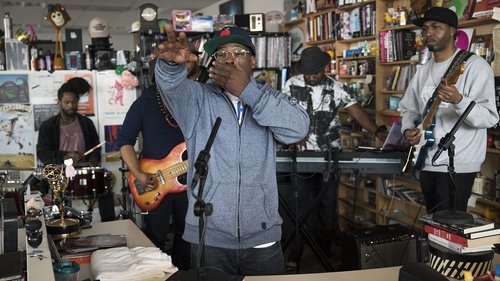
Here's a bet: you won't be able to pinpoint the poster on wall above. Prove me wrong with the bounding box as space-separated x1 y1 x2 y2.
0 74 30 103
0 103 35 168
64 72 96 116
33 104 60 131
96 71 136 122
29 71 60 104
104 124 122 154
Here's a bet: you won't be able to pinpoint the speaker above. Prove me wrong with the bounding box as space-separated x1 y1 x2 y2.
0 198 19 254
341 224 417 270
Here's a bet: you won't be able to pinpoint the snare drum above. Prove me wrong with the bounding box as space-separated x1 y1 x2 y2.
66 167 109 198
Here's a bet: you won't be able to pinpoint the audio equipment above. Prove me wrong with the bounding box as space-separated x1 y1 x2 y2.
234 13 265 32
341 224 418 270
0 198 19 254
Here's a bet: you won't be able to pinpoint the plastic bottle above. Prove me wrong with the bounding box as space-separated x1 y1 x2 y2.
3 12 12 39
84 46 93 70
37 48 45 71
0 51 5 70
30 47 38 71
45 50 52 72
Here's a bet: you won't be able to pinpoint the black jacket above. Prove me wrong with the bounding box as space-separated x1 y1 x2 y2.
37 113 100 165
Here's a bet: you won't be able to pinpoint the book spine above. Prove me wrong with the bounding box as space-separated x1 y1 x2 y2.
428 234 463 253
424 224 468 246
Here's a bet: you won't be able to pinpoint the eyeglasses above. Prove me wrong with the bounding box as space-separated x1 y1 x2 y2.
213 49 251 61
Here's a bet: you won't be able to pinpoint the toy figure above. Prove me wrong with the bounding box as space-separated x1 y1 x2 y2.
45 3 71 70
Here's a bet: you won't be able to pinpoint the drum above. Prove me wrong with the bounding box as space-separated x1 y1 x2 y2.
66 167 112 198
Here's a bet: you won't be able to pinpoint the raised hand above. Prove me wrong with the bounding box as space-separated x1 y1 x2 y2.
156 24 198 64
208 60 250 97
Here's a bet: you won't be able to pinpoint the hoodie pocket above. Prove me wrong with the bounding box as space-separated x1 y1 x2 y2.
198 181 239 237
239 183 274 237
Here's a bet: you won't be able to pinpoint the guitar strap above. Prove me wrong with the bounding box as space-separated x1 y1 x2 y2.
423 50 474 115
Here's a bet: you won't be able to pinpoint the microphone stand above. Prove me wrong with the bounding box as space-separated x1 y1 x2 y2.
432 101 475 225
167 118 243 281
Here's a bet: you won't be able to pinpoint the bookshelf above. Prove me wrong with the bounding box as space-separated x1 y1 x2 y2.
281 1 500 231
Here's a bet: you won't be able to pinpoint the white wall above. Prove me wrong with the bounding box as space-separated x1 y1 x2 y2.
195 0 284 18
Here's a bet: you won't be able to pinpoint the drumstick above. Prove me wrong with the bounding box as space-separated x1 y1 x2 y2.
83 141 106 156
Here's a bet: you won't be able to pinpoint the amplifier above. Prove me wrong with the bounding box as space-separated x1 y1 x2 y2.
0 198 19 254
341 224 417 270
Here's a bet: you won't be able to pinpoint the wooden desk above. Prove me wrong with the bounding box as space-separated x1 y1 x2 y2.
248 266 401 281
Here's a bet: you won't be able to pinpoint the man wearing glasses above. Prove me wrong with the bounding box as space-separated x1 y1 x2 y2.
281 46 385 269
154 25 310 276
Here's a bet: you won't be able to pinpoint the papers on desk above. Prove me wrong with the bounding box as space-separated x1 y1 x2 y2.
91 246 177 281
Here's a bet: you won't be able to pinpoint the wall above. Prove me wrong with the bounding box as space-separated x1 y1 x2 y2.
195 0 285 18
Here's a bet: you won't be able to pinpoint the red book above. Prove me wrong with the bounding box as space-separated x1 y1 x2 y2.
424 224 500 247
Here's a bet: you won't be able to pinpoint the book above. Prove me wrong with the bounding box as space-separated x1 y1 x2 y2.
419 213 495 234
424 224 500 247
428 233 495 253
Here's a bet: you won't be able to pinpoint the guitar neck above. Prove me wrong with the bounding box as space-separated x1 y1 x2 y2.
422 97 441 130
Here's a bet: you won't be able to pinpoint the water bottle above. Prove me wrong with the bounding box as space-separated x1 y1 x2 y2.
3 12 12 39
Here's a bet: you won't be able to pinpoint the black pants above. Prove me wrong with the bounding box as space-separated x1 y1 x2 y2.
278 172 338 262
144 191 190 270
419 171 475 213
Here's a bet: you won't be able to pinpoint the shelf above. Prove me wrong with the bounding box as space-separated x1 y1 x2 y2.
283 18 305 27
307 38 336 45
458 17 496 28
379 60 417 66
487 148 500 154
340 181 376 193
337 55 376 61
337 35 376 44
378 210 424 228
377 109 400 117
336 0 376 12
475 197 500 208
339 197 377 213
379 90 405 95
338 75 367 79
306 7 336 17
381 24 417 32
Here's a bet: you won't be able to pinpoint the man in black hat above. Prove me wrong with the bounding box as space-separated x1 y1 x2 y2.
281 45 385 268
400 7 498 213
154 24 309 276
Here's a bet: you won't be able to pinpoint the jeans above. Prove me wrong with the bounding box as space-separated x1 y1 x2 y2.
190 242 286 276
420 171 475 213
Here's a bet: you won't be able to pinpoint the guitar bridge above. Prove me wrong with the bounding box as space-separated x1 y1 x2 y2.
157 170 165 185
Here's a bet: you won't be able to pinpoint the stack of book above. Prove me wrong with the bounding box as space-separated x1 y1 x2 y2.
420 214 500 254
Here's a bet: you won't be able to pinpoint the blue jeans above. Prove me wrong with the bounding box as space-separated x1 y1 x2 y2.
190 242 286 276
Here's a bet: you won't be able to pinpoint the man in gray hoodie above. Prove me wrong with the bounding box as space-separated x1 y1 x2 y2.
155 24 310 276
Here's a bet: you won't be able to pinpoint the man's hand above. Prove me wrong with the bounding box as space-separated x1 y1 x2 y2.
404 128 421 145
65 151 82 164
437 80 462 104
208 61 250 96
156 24 198 65
136 172 157 192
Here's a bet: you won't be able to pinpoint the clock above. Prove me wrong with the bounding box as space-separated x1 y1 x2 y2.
139 3 160 32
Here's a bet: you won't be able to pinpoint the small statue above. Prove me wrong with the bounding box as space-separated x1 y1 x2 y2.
45 3 71 70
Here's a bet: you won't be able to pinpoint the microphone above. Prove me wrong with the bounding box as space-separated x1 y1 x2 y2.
432 101 476 163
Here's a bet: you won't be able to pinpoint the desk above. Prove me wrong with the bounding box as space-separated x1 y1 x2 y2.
22 218 500 281
76 219 158 280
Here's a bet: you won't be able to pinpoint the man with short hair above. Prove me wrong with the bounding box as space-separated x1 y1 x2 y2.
400 7 499 213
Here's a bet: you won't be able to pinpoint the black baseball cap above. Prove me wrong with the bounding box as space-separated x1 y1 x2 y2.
204 26 256 56
413 7 458 28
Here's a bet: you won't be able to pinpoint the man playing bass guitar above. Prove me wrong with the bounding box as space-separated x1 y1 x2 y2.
400 7 498 213
117 44 203 270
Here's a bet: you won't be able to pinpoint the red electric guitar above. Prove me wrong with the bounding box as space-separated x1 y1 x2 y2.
129 142 188 212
